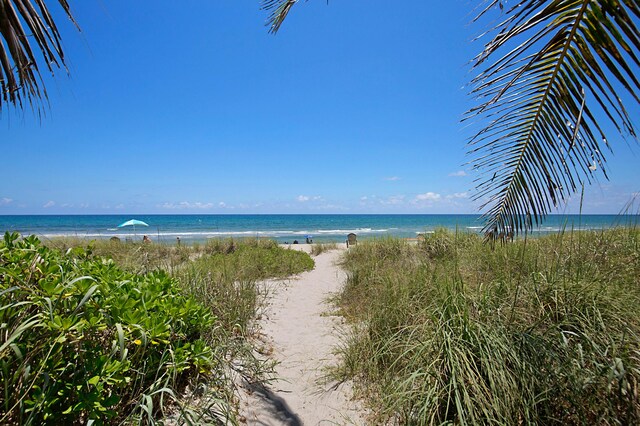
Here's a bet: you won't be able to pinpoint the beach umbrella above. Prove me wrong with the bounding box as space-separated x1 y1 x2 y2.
117 219 149 237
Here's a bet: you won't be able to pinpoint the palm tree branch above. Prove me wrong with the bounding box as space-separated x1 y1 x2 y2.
0 0 78 111
474 0 590 237
261 0 299 34
468 0 639 240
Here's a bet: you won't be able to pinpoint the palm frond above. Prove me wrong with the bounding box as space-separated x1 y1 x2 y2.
0 0 78 112
466 0 640 240
261 0 307 34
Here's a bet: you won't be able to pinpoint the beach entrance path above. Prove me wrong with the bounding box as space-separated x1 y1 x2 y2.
238 246 366 425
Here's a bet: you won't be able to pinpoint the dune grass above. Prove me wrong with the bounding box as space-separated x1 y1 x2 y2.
173 239 314 338
336 228 640 425
1 235 314 424
310 242 340 256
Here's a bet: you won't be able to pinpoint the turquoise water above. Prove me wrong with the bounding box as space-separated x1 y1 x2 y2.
0 214 636 244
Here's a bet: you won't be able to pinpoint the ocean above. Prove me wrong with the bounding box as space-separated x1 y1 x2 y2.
0 214 636 244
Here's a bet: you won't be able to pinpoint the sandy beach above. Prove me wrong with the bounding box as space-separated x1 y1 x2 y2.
238 245 365 425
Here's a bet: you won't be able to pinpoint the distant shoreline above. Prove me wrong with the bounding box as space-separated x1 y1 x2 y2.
1 213 636 245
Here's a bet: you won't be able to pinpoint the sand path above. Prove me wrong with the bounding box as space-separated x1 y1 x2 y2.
238 246 365 426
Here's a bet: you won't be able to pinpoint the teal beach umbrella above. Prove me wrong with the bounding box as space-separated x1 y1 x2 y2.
117 219 149 237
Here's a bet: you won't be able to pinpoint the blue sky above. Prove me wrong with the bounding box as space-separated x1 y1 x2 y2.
1 0 638 215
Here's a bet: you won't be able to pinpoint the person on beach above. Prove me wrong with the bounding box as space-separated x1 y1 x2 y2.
143 235 151 243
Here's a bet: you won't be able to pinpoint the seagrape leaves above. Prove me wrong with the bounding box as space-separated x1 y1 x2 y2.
0 232 216 424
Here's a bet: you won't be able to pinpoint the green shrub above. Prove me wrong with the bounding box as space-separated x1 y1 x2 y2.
0 233 217 425
11 235 315 424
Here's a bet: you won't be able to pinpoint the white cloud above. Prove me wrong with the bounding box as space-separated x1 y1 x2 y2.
446 192 469 199
384 176 401 181
314 203 349 211
43 201 55 208
448 170 467 177
297 195 322 203
415 192 441 201
376 195 406 206
159 201 214 210
359 196 371 206
194 202 213 209
0 197 13 206
219 201 227 208
360 195 406 206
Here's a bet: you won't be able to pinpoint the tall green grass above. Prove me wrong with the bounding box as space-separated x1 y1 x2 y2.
174 240 314 337
46 237 200 275
337 228 640 425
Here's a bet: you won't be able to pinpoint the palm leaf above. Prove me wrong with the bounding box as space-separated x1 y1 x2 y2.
0 0 78 112
261 0 303 34
466 0 640 240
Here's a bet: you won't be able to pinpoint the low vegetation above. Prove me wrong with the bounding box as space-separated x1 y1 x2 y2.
174 239 314 336
1 234 314 424
337 228 640 425
310 242 339 256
